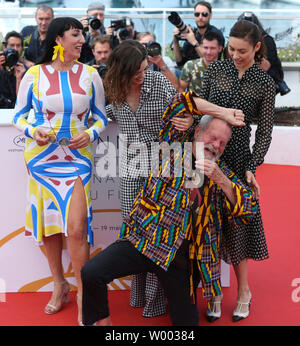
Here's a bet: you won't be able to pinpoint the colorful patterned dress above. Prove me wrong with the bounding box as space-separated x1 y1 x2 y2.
13 62 107 244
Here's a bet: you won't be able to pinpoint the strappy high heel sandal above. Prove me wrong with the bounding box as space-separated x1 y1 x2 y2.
77 294 84 326
233 293 252 322
206 294 223 322
44 280 70 315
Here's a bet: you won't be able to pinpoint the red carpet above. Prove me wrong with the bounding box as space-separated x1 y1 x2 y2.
1 164 300 326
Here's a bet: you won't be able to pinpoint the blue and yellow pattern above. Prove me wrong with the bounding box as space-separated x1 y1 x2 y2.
13 62 107 244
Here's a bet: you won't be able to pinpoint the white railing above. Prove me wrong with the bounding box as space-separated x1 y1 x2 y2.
0 7 300 54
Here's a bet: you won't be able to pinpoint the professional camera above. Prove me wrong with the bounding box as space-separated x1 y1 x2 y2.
97 62 108 79
0 94 14 108
2 47 19 68
275 80 291 96
111 18 132 41
85 16 102 31
168 11 189 40
145 41 162 57
241 12 254 21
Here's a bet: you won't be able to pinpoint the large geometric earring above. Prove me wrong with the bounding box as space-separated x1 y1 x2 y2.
52 44 65 62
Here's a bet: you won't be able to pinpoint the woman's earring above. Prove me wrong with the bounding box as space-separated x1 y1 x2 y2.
52 44 65 62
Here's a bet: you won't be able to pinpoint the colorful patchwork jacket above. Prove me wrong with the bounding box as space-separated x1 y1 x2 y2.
119 92 258 299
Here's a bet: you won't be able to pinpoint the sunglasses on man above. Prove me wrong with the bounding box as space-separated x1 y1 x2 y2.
194 11 209 17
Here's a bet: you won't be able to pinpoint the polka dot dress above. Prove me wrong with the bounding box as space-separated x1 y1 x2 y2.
200 59 276 265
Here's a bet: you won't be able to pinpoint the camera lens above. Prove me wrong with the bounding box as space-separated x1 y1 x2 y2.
168 11 188 34
3 47 19 68
88 16 101 31
97 62 108 79
118 28 131 41
146 41 161 57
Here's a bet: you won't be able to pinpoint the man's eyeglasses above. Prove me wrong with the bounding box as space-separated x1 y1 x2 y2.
194 11 209 18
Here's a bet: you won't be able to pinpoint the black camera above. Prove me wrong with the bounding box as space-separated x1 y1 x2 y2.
145 41 162 57
111 18 132 41
2 47 19 68
0 94 14 108
168 11 189 40
275 80 291 96
86 16 102 31
119 28 132 41
97 62 108 79
241 12 254 21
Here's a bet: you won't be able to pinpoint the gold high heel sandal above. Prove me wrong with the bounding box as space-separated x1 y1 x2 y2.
44 280 70 315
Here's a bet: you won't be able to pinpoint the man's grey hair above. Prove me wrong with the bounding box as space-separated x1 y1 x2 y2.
196 115 232 135
35 5 54 16
136 31 156 41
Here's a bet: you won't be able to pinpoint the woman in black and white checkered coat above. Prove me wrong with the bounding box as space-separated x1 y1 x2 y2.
103 40 194 317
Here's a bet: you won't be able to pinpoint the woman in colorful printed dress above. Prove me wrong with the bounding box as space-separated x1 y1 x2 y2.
199 20 275 322
12 17 107 324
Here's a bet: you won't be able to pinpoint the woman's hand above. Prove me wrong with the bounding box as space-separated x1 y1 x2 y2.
68 132 90 149
171 113 194 131
33 128 50 146
245 171 260 199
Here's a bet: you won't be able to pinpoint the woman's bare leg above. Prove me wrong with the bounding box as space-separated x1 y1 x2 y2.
67 178 90 323
43 234 69 313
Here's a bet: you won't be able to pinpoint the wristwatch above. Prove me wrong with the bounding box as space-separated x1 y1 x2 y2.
160 65 168 71
192 42 200 48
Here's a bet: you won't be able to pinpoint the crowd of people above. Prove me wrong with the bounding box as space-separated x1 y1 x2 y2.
10 1 281 326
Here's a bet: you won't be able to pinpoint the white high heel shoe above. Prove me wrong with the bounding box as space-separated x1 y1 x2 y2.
233 293 252 322
206 295 223 322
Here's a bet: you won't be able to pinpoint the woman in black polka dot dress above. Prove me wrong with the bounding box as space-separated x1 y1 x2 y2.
199 20 276 321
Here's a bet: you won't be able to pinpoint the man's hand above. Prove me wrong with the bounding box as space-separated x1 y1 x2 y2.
173 27 180 40
245 171 260 199
179 26 198 46
148 55 165 69
0 52 5 68
224 108 245 127
68 132 90 149
15 62 26 81
80 17 89 31
195 158 237 205
171 113 194 131
105 26 114 36
195 159 223 183
33 128 50 146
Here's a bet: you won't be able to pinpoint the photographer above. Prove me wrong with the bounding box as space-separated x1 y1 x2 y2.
87 35 112 80
21 5 54 66
137 32 179 90
172 1 224 67
107 16 139 46
0 31 27 108
79 2 107 63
